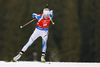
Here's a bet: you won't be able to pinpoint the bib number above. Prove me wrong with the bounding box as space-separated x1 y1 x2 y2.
43 24 47 26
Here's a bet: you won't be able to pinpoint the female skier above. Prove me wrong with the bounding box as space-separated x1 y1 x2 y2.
12 8 54 62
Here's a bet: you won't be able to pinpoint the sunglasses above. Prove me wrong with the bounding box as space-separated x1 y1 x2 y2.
44 14 50 16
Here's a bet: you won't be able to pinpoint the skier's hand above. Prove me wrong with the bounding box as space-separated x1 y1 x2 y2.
32 13 37 18
50 10 53 15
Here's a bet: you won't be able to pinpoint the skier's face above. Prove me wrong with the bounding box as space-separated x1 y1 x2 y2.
44 15 49 19
43 9 50 19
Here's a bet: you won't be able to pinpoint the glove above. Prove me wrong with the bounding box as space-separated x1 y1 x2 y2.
32 13 37 18
50 10 53 15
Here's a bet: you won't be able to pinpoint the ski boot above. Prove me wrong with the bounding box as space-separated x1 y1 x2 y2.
11 51 24 62
41 53 46 62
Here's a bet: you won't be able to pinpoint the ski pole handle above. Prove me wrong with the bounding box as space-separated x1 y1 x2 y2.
20 19 36 28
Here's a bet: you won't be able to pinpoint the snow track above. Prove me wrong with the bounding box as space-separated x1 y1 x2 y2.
0 61 100 67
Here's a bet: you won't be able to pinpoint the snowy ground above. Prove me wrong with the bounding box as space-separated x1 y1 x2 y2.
0 61 100 67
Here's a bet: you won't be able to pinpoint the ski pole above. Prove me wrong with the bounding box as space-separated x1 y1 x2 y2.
49 17 55 25
20 19 36 28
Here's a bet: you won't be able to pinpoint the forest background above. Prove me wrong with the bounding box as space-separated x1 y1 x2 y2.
0 0 100 62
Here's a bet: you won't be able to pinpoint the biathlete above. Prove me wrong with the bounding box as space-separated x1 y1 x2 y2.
12 8 54 62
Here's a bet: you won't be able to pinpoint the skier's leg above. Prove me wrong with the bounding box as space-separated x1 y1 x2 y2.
42 36 48 53
21 35 38 52
41 32 48 62
12 29 40 62
21 29 40 52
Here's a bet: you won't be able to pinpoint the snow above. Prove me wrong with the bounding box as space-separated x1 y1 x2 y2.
0 61 100 67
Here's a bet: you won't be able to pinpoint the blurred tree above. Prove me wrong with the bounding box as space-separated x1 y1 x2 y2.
94 0 100 62
61 0 81 62
78 0 99 62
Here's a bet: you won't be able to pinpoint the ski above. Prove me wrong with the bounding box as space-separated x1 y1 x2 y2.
4 60 51 64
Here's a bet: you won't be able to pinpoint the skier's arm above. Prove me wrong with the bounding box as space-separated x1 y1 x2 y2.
49 10 54 25
49 10 53 18
32 13 42 20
